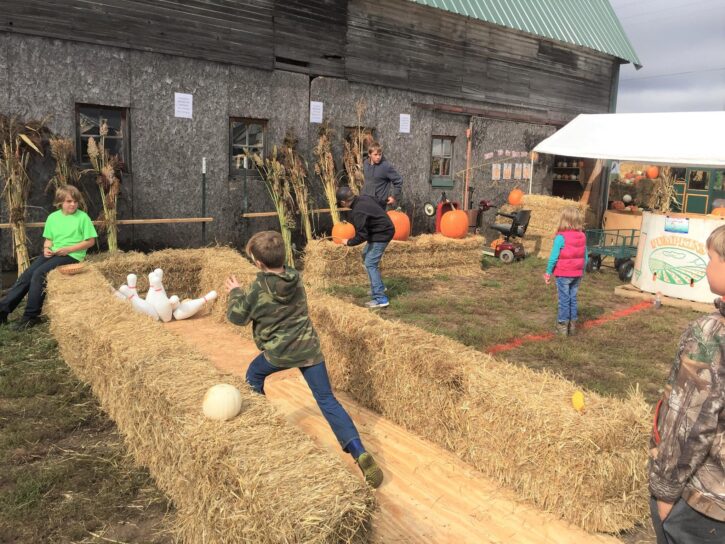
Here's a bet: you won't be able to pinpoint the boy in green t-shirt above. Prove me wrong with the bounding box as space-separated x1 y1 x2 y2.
0 185 97 330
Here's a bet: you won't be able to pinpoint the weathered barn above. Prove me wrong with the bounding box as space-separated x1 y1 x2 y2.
0 0 639 268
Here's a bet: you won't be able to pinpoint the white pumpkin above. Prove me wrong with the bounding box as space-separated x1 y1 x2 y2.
202 384 243 421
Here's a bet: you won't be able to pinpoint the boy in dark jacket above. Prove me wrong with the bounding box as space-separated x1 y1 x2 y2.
649 224 725 542
225 231 383 488
362 142 403 209
336 186 394 309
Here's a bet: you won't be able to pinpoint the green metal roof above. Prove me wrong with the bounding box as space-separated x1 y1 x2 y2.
407 0 641 67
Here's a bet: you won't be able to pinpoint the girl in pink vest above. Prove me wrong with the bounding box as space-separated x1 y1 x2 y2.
543 207 588 336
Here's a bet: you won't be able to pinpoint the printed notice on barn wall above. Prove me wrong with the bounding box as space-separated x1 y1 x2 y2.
399 114 411 133
310 101 323 123
174 93 193 118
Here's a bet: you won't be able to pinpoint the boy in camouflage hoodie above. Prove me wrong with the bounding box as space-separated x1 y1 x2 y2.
225 231 383 488
649 225 725 543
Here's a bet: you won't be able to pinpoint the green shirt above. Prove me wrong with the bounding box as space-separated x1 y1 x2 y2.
227 267 324 369
42 209 97 262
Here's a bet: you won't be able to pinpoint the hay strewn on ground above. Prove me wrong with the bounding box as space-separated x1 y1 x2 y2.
499 195 590 258
307 291 650 533
303 234 484 289
46 251 373 544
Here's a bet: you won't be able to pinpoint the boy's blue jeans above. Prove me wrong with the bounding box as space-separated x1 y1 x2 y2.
246 353 361 451
555 276 582 322
362 241 389 301
0 254 77 319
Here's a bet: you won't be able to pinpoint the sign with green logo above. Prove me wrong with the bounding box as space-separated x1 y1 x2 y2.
649 248 707 285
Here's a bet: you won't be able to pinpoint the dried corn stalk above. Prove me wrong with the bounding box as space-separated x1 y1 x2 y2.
313 122 341 224
252 147 295 267
87 121 121 252
282 131 314 242
0 114 47 274
47 137 85 206
342 99 373 195
647 166 678 213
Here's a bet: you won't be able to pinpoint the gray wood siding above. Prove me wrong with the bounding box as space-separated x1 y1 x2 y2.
1 0 618 117
347 0 618 117
273 0 347 77
0 0 275 69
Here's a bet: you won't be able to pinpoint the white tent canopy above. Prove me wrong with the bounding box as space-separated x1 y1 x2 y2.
533 111 725 167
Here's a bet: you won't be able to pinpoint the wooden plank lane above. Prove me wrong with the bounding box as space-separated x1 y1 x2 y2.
165 316 623 544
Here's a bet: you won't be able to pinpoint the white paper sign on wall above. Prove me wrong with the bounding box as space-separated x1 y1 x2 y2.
399 114 411 133
174 93 193 119
310 101 323 123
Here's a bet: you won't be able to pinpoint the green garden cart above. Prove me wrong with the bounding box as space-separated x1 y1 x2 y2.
585 228 640 281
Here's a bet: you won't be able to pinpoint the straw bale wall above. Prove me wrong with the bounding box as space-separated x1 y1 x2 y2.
46 249 373 544
307 291 650 533
498 195 590 258
303 234 485 289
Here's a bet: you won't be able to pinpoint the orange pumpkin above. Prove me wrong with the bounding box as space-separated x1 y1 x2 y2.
711 207 725 217
440 209 469 239
387 210 411 241
646 166 659 179
331 221 355 244
508 188 524 206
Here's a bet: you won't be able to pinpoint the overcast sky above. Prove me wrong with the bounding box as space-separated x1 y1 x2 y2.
609 0 725 112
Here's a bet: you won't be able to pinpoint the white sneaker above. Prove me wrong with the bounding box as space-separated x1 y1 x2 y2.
364 299 389 309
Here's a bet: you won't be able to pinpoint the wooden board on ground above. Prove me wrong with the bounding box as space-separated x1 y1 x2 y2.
165 316 621 544
614 284 712 313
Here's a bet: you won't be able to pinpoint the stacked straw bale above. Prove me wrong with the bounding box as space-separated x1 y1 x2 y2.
303 234 484 289
46 251 373 544
307 291 650 533
498 195 590 258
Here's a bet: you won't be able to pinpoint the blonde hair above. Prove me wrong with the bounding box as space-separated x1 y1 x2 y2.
556 206 584 232
245 231 286 268
54 185 83 208
707 225 725 260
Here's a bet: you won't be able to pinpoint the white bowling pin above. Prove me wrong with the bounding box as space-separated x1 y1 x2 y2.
111 286 126 300
126 273 138 295
153 268 167 298
169 295 180 310
119 285 159 320
173 290 218 320
146 273 173 322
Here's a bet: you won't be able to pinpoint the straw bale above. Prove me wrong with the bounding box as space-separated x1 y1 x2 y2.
307 291 650 533
303 234 484 289
45 254 373 544
496 195 590 258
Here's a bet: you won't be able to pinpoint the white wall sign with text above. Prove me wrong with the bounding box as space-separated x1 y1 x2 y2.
399 114 411 133
310 101 323 123
174 93 193 119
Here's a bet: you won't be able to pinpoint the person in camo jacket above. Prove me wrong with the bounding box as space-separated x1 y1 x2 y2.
648 224 725 543
224 230 383 488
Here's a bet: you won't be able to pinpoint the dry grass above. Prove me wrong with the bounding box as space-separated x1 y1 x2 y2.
307 290 651 533
303 234 484 289
499 194 590 257
45 248 374 543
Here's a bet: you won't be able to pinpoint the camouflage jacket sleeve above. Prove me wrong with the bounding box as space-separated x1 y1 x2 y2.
226 284 258 327
649 313 725 503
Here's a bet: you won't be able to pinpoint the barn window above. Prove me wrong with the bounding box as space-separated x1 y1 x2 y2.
430 137 455 189
230 118 267 176
76 104 129 170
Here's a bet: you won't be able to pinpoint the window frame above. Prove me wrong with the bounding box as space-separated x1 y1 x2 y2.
229 117 268 178
430 136 455 188
75 103 130 172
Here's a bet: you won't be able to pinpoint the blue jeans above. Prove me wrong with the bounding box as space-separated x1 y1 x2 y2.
555 276 582 322
362 241 389 301
246 353 360 451
0 254 77 319
650 496 725 543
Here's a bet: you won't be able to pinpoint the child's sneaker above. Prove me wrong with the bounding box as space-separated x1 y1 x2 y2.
555 321 568 336
364 297 389 309
356 452 383 488
568 320 577 336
